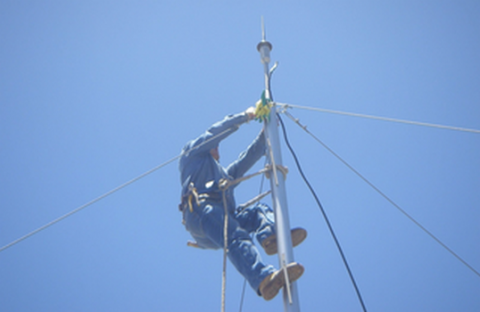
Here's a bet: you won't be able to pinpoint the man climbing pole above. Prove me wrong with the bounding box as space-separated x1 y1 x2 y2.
178 105 307 300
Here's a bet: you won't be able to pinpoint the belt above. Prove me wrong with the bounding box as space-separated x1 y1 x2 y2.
179 183 222 213
198 192 222 202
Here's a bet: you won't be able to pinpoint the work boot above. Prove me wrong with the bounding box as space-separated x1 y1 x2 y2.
261 227 307 256
259 262 304 301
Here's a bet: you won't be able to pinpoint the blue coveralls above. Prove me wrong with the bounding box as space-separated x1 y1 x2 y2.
179 112 276 293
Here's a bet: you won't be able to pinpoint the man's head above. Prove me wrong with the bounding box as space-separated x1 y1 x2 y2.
210 146 220 161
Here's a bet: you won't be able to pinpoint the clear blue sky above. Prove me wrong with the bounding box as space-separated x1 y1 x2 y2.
1 1 479 311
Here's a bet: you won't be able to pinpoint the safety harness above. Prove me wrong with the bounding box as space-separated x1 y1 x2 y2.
179 165 287 217
178 182 225 214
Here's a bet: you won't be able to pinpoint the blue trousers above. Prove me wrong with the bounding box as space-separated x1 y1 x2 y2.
183 201 276 293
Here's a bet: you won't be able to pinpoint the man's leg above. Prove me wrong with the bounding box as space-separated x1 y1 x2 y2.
235 203 275 246
236 203 307 255
200 204 275 292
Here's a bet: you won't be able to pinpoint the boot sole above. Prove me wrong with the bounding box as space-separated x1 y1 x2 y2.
262 263 305 301
263 228 307 256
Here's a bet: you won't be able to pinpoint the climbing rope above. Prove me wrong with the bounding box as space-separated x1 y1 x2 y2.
218 159 287 312
220 185 229 312
238 158 269 312
217 165 275 312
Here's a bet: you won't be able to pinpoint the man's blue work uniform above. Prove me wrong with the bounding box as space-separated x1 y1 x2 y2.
179 111 276 293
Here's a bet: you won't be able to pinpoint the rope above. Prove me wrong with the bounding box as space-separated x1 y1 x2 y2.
265 137 279 185
221 188 229 312
282 110 480 279
238 158 269 312
219 168 270 190
236 191 271 214
279 103 480 134
218 159 278 312
218 166 271 312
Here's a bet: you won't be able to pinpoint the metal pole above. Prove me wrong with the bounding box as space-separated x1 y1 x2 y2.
257 18 301 312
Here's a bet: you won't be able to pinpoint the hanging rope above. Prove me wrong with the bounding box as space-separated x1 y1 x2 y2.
220 184 229 312
279 103 480 134
281 109 480 279
217 165 274 312
238 158 268 312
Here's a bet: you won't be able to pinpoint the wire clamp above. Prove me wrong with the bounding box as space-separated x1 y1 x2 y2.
255 91 273 123
264 164 289 181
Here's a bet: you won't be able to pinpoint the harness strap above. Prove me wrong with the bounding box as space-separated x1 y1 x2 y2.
179 183 200 213
180 183 226 213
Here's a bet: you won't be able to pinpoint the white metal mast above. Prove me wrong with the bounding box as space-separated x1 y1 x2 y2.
257 18 301 312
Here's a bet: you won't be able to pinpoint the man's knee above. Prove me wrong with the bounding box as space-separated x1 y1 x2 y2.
255 203 273 213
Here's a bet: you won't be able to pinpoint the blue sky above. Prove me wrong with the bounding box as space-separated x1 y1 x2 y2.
1 1 479 311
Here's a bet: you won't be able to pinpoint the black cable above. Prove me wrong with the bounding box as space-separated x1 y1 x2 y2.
271 72 366 310
282 110 480 280
278 114 368 312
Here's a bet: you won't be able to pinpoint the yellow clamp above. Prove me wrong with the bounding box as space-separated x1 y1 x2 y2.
255 99 272 122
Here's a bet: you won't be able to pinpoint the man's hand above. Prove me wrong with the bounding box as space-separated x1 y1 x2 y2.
245 106 256 121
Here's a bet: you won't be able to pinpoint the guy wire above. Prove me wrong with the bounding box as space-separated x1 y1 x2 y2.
282 110 480 279
0 127 236 253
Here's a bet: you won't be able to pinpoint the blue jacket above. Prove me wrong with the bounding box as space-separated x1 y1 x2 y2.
179 112 266 211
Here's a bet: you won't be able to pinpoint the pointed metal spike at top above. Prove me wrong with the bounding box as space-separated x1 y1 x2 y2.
261 16 266 41
257 16 272 64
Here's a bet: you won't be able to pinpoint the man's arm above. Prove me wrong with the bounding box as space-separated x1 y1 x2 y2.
226 129 266 180
181 112 250 158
